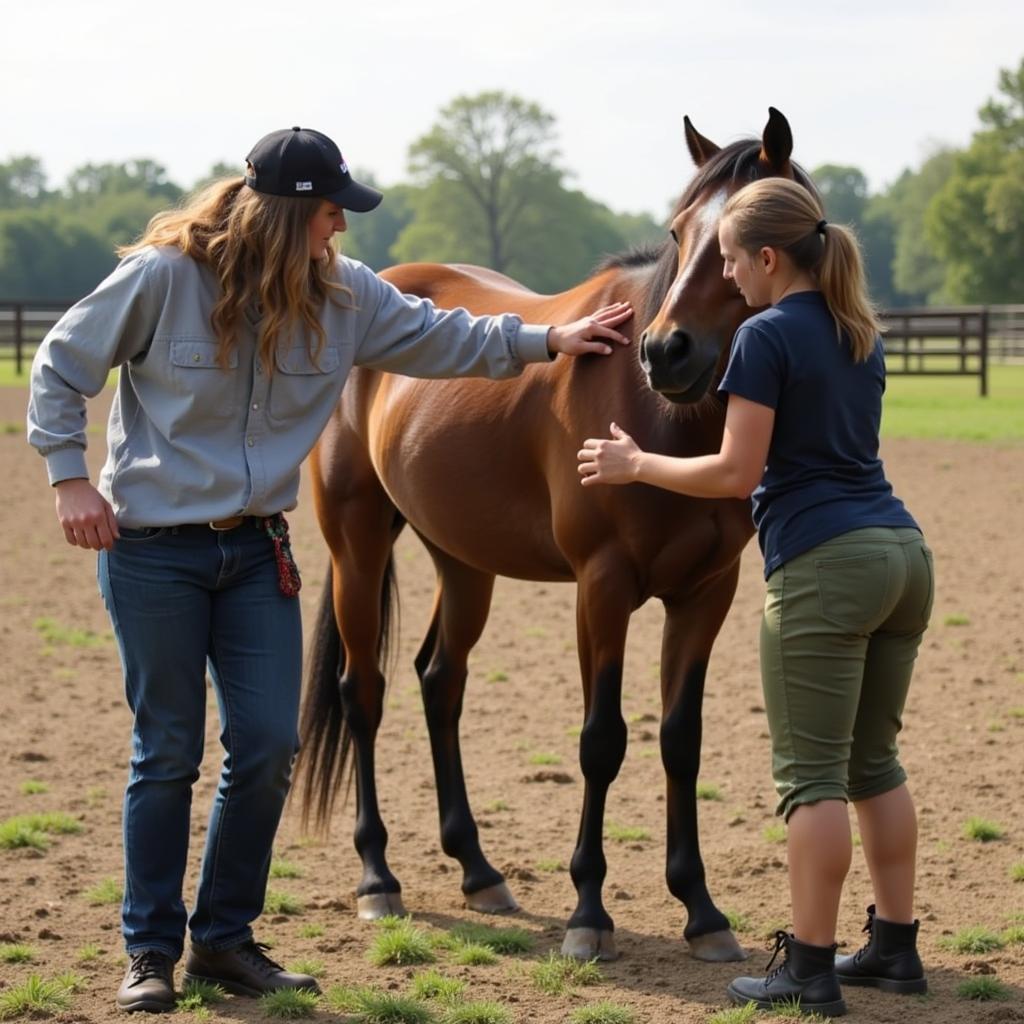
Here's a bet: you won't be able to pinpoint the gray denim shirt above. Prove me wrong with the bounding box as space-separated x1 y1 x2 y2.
27 246 552 527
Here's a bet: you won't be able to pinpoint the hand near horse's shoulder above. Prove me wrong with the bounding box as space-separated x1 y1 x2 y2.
54 478 120 551
546 302 633 358
577 422 642 486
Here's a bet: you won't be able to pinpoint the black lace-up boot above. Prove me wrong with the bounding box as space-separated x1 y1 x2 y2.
184 940 320 997
836 904 927 993
727 930 847 1017
116 950 176 1012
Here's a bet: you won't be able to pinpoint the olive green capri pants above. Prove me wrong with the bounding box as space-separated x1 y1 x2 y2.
760 527 934 820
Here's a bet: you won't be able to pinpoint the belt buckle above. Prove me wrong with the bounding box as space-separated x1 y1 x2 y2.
209 516 244 531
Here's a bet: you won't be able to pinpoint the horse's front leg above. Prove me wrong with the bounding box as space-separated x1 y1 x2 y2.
417 551 516 913
660 567 746 961
562 563 634 961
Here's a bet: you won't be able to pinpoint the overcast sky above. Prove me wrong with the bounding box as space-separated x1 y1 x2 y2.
3 0 1022 221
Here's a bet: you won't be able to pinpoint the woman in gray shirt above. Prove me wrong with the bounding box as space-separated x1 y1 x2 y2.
28 126 631 1013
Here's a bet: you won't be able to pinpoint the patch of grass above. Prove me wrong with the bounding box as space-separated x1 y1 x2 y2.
708 1005 758 1024
0 944 36 964
943 613 970 627
696 782 723 801
941 927 1005 954
18 780 49 796
176 980 227 1011
957 977 1011 1001
524 626 547 638
328 986 433 1023
448 923 533 954
569 1001 634 1024
270 858 303 879
288 958 325 978
259 987 319 1018
604 823 650 843
880 365 1024 442
297 923 325 938
527 752 562 766
452 943 498 966
409 969 466 1003
566 725 582 738
1011 861 1024 882
76 943 103 963
485 670 508 684
85 877 123 905
86 786 107 807
0 811 81 851
1002 925 1024 946
483 799 510 813
443 1001 511 1024
264 889 305 915
723 910 751 933
1008 707 1024 719
54 972 85 994
537 859 566 872
34 616 107 648
762 823 787 843
368 919 435 966
530 952 602 995
0 974 71 1018
962 817 1004 842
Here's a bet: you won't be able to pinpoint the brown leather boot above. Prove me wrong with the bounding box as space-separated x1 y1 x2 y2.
183 940 320 997
116 950 176 1013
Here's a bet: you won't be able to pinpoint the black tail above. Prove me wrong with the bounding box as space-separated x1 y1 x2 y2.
295 552 398 832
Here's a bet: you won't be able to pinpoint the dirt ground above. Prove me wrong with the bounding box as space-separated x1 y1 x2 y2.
1 384 1022 1024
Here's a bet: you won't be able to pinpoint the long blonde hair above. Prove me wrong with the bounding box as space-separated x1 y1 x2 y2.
120 178 352 370
722 178 882 362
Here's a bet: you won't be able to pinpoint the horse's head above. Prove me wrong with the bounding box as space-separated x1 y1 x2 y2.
639 107 813 403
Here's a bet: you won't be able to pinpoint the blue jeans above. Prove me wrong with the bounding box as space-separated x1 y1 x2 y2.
97 521 302 959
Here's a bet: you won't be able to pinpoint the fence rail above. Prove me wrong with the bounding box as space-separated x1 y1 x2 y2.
3 299 1023 396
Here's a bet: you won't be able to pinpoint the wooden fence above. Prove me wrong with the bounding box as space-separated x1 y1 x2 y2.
3 299 1023 397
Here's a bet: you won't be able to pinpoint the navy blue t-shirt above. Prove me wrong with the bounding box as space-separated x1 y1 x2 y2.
719 291 918 579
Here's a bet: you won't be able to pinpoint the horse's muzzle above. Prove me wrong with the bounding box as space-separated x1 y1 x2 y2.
640 329 718 404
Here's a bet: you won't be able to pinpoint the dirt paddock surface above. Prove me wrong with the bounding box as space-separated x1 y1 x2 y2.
1 385 1022 1023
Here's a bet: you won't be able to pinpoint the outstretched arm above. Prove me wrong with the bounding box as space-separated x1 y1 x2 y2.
576 394 775 499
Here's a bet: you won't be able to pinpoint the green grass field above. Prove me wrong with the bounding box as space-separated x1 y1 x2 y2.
3 361 1022 443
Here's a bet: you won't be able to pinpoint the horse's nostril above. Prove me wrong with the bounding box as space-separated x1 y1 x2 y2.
667 330 691 361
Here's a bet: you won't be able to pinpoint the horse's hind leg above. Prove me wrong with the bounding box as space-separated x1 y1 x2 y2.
322 478 407 920
660 567 746 961
415 545 516 913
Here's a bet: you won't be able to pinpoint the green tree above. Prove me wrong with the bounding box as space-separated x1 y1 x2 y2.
0 156 52 207
406 91 560 274
340 174 415 271
64 159 183 202
928 58 1024 301
812 164 869 225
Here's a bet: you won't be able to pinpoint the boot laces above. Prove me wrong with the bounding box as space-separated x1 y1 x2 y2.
853 909 875 963
764 930 790 981
130 950 170 983
237 941 285 977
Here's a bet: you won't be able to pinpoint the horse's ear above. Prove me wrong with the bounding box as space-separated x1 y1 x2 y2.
759 107 793 174
684 115 721 167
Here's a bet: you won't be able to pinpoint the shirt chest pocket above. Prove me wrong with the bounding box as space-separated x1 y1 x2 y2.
168 339 239 420
268 345 341 423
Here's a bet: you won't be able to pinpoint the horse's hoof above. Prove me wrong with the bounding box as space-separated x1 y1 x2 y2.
465 882 520 914
687 928 748 962
356 892 408 920
562 927 618 961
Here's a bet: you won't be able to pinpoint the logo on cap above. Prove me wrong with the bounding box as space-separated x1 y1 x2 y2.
295 181 313 191
339 158 349 175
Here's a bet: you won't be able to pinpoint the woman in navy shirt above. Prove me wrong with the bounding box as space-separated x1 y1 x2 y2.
578 177 932 1017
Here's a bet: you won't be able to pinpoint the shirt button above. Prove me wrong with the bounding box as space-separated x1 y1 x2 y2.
256 361 263 374
193 353 201 363
246 436 255 447
252 402 260 411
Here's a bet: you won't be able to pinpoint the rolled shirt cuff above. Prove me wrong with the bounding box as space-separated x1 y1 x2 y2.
45 446 90 486
516 323 555 364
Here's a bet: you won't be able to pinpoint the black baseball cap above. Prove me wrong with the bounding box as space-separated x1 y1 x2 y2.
244 126 383 212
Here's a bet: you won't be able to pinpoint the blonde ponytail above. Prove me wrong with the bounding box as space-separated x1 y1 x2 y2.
722 178 883 362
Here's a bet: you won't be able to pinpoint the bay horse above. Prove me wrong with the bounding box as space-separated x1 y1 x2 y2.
296 108 814 962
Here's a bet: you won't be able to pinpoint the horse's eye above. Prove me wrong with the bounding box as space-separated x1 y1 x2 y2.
669 229 679 244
